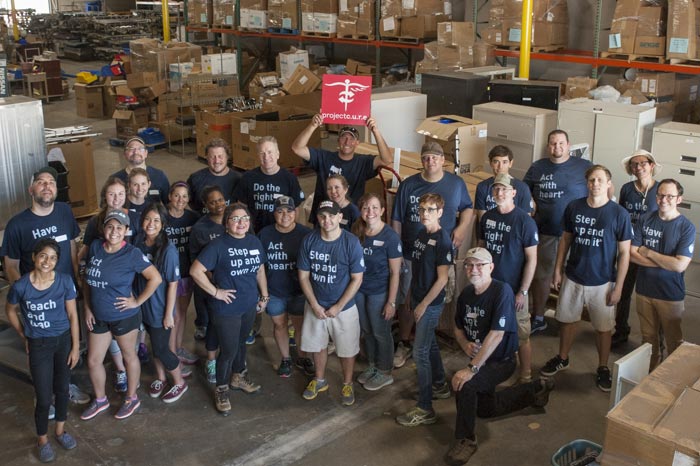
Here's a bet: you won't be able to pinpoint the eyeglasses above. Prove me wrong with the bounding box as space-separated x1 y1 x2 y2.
492 185 513 193
228 215 251 222
464 262 491 270
417 207 439 214
630 161 650 168
656 194 679 201
125 147 146 153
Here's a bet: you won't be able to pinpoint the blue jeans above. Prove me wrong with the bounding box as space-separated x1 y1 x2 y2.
414 302 446 411
211 309 256 386
356 291 394 372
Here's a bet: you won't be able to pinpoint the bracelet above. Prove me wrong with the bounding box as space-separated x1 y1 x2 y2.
258 296 270 303
213 288 219 298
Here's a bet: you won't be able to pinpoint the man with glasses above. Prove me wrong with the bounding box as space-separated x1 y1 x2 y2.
187 138 241 214
112 137 170 204
391 142 474 369
540 165 632 392
445 247 554 466
292 115 392 222
630 179 695 370
478 174 538 383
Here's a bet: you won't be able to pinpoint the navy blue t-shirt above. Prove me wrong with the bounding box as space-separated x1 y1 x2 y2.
411 227 453 307
297 229 365 311
85 240 151 322
258 223 312 298
562 198 633 286
392 172 473 258
455 280 518 363
480 207 539 293
112 166 170 204
339 203 361 232
7 272 77 338
359 225 403 295
166 209 200 278
475 176 533 214
619 181 658 226
187 168 241 214
633 211 695 301
196 234 267 316
307 148 377 220
189 216 225 261
233 167 305 232
523 157 591 236
1 203 80 278
134 241 180 327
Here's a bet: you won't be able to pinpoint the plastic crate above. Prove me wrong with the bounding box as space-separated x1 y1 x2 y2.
551 439 602 466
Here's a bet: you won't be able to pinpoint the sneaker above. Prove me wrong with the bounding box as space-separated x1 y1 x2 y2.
540 355 569 377
396 406 437 427
69 384 90 405
532 378 555 408
295 357 316 376
38 441 55 463
278 358 293 378
364 372 394 391
180 364 193 378
176 347 198 365
48 404 55 420
215 385 231 415
327 341 336 355
357 366 378 385
206 360 216 384
596 366 612 392
114 397 141 420
138 343 150 363
55 432 77 450
303 378 329 400
341 383 355 406
393 342 412 368
611 331 629 348
433 381 452 399
245 330 256 345
194 326 207 341
530 318 547 335
230 372 261 393
445 438 479 466
114 371 128 393
162 383 188 403
149 379 165 398
80 398 110 420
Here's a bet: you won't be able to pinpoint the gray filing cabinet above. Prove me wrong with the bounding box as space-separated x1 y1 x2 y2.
472 101 558 180
558 98 656 194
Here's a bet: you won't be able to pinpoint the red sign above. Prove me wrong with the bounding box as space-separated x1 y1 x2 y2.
320 75 372 125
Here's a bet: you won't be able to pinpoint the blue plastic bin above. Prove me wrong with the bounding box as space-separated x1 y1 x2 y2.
551 439 602 466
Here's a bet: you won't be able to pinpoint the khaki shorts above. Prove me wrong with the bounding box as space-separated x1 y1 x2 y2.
517 301 531 342
300 302 360 357
534 235 560 281
556 275 616 332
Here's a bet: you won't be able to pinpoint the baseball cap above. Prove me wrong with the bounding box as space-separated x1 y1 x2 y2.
339 127 359 139
32 166 58 183
621 149 662 176
464 247 493 263
317 200 341 215
421 141 444 157
492 173 514 187
274 196 296 211
125 136 146 149
104 209 130 226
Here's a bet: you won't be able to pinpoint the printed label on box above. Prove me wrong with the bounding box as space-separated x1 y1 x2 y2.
402 0 415 9
300 75 308 85
509 28 522 42
478 129 487 138
444 1 451 14
445 23 452 32
241 122 249 134
609 33 621 49
546 12 554 22
383 17 395 30
226 15 233 24
671 450 697 466
669 38 690 54
340 0 348 12
283 18 292 29
200 13 207 22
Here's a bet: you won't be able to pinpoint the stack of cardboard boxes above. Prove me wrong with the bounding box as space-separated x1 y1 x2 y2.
336 0 373 38
188 0 213 27
673 74 700 122
239 0 268 30
212 0 236 28
666 0 700 60
268 0 298 30
415 22 495 74
483 0 568 48
608 0 666 56
301 0 338 36
379 0 451 39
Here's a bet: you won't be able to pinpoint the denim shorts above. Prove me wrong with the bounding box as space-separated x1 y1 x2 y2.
266 294 305 317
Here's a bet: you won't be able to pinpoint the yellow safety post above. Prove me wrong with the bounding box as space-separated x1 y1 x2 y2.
11 0 19 41
519 0 533 79
161 0 171 43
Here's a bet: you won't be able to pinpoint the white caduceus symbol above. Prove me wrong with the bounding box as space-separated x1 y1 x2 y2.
326 78 371 111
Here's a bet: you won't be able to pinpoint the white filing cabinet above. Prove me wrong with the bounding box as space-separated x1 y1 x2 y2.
472 101 558 180
357 91 427 153
558 98 656 194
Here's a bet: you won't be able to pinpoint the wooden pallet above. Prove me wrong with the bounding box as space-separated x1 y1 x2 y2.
268 27 299 35
381 35 421 44
238 26 267 33
600 51 666 63
337 33 372 41
497 44 566 53
301 31 337 38
212 23 236 29
668 57 700 66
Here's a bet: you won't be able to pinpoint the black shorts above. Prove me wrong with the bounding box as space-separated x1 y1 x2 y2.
92 311 142 336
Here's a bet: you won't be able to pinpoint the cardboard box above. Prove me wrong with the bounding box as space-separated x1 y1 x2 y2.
564 76 598 99
240 8 268 28
667 0 698 60
380 15 401 37
473 42 496 66
415 115 489 174
126 71 157 90
483 27 503 45
188 0 213 25
262 90 322 112
380 0 401 17
74 83 104 118
601 343 700 466
675 74 700 103
401 0 446 17
113 107 150 139
282 65 321 94
438 21 475 46
195 109 237 158
52 139 98 218
635 72 676 97
437 45 461 69
637 6 666 36
202 52 238 75
609 18 637 53
634 35 666 56
313 0 337 14
140 80 168 101
102 79 119 118
212 0 236 27
150 120 194 143
268 0 298 29
279 49 309 81
401 14 450 39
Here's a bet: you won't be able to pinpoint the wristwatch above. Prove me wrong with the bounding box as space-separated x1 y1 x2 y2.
467 363 479 374
519 290 529 296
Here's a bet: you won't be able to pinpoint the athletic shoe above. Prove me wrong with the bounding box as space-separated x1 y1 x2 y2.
149 379 165 398
532 378 555 408
530 318 547 335
80 398 110 420
445 438 478 466
295 357 316 376
114 371 128 393
230 372 261 393
206 360 216 384
357 366 377 385
278 358 292 378
395 406 437 427
48 404 55 420
114 397 140 420
55 432 77 450
327 341 336 355
540 355 570 377
69 384 90 405
393 342 412 368
176 347 198 365
38 442 55 463
194 326 207 341
611 331 629 348
138 343 150 363
341 383 355 406
302 378 329 400
180 364 193 378
433 381 452 399
162 383 188 403
596 366 612 392
288 325 296 347
215 386 231 415
245 330 256 345
364 372 394 391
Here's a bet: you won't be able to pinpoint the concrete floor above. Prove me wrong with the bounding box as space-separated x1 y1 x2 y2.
3 59 700 466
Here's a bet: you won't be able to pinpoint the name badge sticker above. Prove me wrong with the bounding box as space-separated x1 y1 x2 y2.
250 249 260 255
53 234 68 242
373 240 385 246
149 189 159 196
428 239 436 246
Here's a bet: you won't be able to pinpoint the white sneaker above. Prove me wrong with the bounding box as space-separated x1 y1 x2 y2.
69 384 91 405
393 342 412 368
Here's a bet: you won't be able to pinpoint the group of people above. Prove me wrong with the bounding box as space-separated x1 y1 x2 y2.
2 114 695 465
